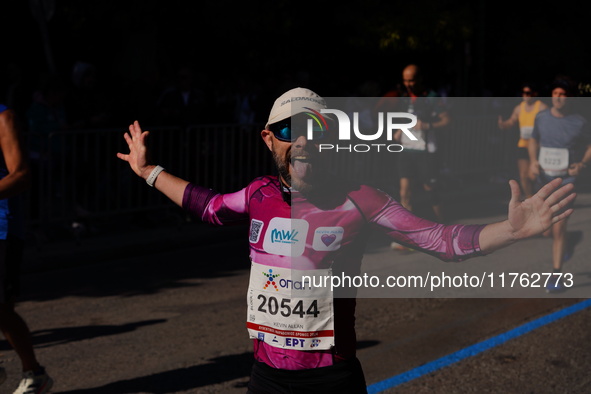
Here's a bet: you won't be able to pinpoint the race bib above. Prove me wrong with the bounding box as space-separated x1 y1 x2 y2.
246 262 334 350
401 129 426 151
520 126 534 140
539 147 569 176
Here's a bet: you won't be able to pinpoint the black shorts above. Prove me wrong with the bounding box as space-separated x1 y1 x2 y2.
246 358 368 394
397 150 439 186
0 237 24 303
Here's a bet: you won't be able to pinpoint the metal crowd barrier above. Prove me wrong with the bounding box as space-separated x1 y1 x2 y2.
22 118 517 230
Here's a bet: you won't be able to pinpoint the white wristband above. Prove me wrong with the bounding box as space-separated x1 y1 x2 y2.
146 165 165 187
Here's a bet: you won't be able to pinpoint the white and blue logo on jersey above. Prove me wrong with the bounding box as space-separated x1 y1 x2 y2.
263 218 309 257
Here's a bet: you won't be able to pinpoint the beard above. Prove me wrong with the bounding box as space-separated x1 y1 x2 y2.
291 167 314 193
274 149 291 186
272 143 315 194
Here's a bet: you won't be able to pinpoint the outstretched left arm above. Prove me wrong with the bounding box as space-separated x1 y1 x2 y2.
479 178 575 253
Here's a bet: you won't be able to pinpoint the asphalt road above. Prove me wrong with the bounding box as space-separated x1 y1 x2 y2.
1 187 590 393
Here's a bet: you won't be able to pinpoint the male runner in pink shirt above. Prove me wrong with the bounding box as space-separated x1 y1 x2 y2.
117 87 575 393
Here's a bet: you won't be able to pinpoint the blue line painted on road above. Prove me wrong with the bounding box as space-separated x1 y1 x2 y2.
367 298 591 394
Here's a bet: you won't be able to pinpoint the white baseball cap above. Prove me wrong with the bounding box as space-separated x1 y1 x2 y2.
266 87 327 128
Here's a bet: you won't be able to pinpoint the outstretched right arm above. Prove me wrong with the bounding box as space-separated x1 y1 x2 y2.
117 120 188 207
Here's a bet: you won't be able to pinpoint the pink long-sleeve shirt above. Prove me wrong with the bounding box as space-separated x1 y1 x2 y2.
183 175 485 370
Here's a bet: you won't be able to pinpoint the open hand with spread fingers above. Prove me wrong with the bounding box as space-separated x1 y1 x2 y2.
507 177 576 240
116 120 153 179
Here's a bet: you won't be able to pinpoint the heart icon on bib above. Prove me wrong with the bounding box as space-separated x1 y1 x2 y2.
321 234 337 246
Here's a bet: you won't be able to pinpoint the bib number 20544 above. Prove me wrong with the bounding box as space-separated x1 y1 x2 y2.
257 295 319 318
247 261 335 350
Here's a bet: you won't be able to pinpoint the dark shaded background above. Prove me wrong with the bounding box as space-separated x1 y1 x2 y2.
2 0 591 127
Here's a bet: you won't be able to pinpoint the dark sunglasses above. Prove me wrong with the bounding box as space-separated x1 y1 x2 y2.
522 90 533 95
267 116 328 142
